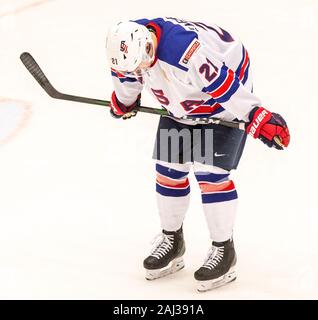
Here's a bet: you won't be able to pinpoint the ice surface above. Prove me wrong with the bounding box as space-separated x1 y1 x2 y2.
0 0 317 299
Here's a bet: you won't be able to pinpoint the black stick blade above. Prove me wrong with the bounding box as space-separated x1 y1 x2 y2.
20 52 60 98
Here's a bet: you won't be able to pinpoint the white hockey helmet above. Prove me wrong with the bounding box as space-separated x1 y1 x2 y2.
106 21 154 73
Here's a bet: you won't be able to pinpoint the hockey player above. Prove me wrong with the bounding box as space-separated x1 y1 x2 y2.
105 18 290 292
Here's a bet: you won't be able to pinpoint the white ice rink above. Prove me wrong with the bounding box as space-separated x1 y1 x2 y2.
0 0 318 299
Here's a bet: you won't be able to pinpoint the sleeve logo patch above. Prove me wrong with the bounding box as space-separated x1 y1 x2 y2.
182 40 201 64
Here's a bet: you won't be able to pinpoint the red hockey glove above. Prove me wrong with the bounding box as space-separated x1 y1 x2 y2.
246 107 290 150
110 92 140 120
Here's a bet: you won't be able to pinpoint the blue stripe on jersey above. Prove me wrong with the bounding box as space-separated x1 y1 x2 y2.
203 98 225 115
202 64 228 93
202 189 238 203
135 18 198 71
211 106 225 115
200 47 249 104
216 78 240 103
235 46 250 85
156 163 189 179
241 61 250 85
202 98 225 115
111 71 138 83
203 97 216 106
156 183 190 197
202 66 241 103
195 172 229 183
235 46 246 76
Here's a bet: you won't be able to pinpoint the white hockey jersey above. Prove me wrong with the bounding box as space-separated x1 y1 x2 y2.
110 17 261 122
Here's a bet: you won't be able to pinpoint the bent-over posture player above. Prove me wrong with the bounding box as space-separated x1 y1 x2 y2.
106 17 290 291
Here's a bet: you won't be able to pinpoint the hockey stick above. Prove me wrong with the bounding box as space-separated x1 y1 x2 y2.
20 52 243 127
20 52 283 146
20 52 166 116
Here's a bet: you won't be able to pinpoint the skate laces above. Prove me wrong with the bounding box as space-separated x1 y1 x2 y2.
150 233 174 259
202 245 224 270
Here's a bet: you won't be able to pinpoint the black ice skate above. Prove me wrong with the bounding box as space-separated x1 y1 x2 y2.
194 238 237 292
143 227 185 280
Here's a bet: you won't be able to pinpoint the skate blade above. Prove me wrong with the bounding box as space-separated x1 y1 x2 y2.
145 257 185 280
197 267 236 292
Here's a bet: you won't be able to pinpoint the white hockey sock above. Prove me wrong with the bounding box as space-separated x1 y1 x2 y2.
194 163 238 242
156 161 191 231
